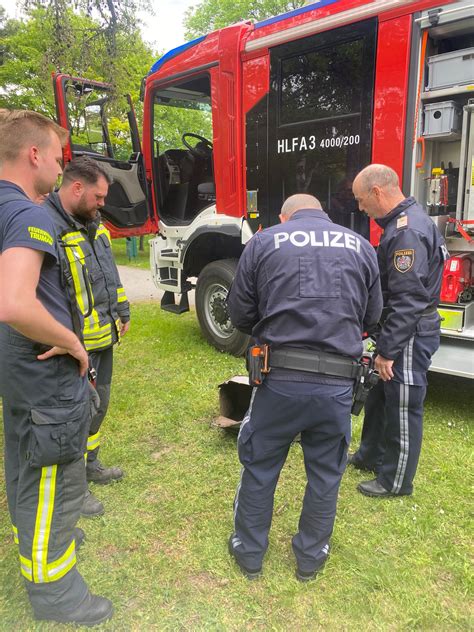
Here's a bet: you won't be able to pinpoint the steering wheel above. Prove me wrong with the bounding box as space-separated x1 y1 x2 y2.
182 132 213 159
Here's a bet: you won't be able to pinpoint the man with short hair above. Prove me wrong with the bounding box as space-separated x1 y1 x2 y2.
228 193 382 580
349 164 447 497
43 155 130 517
0 110 113 624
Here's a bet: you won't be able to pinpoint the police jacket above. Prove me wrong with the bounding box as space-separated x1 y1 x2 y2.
44 192 130 352
228 209 383 361
375 196 446 361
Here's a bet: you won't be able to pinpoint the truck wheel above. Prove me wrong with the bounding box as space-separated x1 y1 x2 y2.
196 259 250 356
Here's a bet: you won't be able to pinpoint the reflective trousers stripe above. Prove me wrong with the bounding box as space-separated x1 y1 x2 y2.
87 431 101 452
21 465 77 583
12 524 19 544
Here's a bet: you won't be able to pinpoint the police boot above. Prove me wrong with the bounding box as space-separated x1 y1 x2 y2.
86 459 124 485
81 489 105 518
34 591 113 626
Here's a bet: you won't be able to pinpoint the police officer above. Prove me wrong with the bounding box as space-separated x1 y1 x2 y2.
42 156 130 517
0 110 113 624
349 164 447 497
227 193 382 580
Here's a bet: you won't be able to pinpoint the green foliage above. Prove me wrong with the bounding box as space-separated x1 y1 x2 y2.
184 0 306 39
0 4 154 119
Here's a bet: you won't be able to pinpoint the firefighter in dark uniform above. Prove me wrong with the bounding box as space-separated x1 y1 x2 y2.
43 156 130 517
349 164 447 497
227 193 383 580
0 110 112 624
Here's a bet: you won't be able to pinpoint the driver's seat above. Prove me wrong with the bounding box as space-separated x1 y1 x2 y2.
197 182 216 204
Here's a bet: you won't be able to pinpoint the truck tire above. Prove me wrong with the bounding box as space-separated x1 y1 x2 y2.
195 259 250 356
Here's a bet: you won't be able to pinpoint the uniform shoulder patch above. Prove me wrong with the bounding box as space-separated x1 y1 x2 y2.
394 249 414 273
396 215 408 229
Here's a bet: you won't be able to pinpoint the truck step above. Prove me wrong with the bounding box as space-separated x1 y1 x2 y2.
161 290 190 314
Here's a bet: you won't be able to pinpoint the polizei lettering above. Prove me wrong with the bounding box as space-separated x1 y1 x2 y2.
274 230 361 253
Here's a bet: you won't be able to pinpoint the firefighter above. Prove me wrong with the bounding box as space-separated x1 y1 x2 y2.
227 194 382 580
349 164 447 496
0 110 113 624
43 156 130 517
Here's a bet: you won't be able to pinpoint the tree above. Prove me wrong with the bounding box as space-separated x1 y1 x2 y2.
184 0 305 39
0 5 155 118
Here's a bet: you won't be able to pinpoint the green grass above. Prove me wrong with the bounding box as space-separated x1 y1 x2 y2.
110 236 152 269
0 304 472 630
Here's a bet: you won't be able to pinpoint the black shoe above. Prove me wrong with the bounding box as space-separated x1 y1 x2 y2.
74 527 86 550
357 479 411 497
34 592 113 626
80 489 105 518
347 453 377 473
228 535 262 580
295 549 329 582
87 460 124 485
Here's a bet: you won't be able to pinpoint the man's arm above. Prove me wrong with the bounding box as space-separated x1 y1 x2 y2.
0 247 88 375
376 230 431 362
228 237 259 335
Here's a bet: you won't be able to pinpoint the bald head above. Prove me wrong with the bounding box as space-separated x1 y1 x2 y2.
280 194 322 221
353 164 399 192
353 164 405 219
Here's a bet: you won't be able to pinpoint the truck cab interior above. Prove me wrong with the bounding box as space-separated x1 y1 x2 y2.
152 74 215 224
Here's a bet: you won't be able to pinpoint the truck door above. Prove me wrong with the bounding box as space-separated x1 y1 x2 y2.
53 73 155 237
249 18 377 238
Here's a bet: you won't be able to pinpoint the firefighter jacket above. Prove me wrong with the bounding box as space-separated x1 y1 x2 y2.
374 196 447 361
44 192 130 352
228 208 383 361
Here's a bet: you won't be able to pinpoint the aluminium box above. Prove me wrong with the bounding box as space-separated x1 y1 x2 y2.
423 100 462 139
427 47 474 91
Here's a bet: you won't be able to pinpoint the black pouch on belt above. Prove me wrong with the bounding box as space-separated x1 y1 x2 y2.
246 344 271 387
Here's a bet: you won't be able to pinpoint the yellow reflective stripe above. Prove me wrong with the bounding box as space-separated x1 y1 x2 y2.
96 225 111 242
64 244 89 315
85 337 113 351
87 431 101 451
83 321 111 335
61 230 84 243
32 465 57 583
47 540 76 581
117 286 128 303
20 555 33 580
12 524 19 544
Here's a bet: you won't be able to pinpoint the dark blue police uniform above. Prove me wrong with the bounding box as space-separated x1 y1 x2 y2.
0 181 91 612
352 197 447 494
228 208 383 574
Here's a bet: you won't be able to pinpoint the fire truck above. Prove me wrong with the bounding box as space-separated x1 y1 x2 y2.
53 0 474 378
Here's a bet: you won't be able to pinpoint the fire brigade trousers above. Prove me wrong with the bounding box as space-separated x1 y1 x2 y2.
87 346 113 465
0 326 91 611
231 379 352 573
353 330 440 495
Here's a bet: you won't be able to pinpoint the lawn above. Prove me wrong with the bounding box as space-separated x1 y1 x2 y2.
0 303 472 630
110 236 153 270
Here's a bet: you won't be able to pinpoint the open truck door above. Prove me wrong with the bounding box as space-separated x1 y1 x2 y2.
53 73 156 238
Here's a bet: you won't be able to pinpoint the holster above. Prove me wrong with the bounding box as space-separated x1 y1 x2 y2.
351 354 379 415
246 344 271 386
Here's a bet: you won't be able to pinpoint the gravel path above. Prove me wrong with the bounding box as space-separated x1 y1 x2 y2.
117 265 195 307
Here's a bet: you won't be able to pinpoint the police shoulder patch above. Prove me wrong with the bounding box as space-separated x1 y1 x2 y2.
394 249 414 273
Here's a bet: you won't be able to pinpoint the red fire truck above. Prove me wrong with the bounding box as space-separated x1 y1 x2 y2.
53 0 474 378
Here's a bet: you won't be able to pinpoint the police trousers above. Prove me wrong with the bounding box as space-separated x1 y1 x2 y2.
354 327 440 494
0 325 91 610
232 379 352 572
87 346 113 465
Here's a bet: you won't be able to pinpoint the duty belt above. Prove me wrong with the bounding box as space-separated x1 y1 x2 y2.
269 348 360 379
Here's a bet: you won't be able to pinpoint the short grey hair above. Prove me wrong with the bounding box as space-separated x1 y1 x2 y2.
355 164 399 192
281 193 322 218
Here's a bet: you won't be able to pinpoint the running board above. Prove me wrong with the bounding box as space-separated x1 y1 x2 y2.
161 290 190 314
